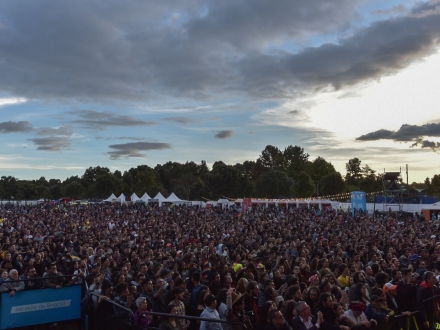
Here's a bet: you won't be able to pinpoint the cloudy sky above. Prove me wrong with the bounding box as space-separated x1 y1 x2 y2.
1 0 440 183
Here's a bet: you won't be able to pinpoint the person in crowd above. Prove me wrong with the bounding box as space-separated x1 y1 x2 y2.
265 309 291 330
134 296 154 329
113 282 135 323
365 295 393 325
417 271 440 330
344 301 376 328
200 294 222 330
291 301 323 330
43 263 67 288
0 269 25 296
160 304 185 330
21 265 44 290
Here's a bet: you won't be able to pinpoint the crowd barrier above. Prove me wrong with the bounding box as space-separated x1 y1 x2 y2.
0 279 83 329
88 292 246 330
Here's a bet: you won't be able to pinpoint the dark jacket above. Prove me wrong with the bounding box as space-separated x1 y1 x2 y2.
417 281 439 328
264 320 292 330
291 315 319 330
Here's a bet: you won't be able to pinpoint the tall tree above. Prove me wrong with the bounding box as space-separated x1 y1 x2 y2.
345 158 363 188
307 157 336 183
283 145 309 178
320 172 346 196
294 171 316 198
255 170 294 198
258 145 284 171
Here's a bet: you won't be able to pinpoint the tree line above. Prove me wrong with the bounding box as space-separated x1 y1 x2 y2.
0 145 436 201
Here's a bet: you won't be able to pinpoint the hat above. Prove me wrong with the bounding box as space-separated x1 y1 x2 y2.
166 243 172 247
431 235 437 239
370 295 383 303
383 282 397 292
256 263 265 270
410 254 420 261
349 302 365 312
176 250 183 256
231 292 244 306
136 297 146 308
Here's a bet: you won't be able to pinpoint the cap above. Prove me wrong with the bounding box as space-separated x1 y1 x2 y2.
370 295 383 303
176 250 183 256
136 297 146 308
166 243 172 247
383 282 397 292
410 254 420 261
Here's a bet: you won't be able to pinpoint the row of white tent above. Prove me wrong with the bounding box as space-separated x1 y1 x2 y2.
104 192 189 206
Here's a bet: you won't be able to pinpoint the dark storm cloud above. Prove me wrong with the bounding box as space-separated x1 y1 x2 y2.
214 130 233 139
356 122 440 151
107 141 172 160
0 121 33 133
0 1 438 102
72 110 156 130
29 136 71 151
161 117 194 125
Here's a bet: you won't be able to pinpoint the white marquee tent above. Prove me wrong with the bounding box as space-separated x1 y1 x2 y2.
103 193 117 203
140 192 152 203
130 193 141 202
166 192 186 205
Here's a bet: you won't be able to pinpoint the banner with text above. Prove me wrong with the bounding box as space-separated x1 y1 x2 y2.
351 191 367 217
0 285 81 329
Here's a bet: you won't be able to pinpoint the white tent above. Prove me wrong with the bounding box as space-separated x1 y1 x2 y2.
166 192 186 204
117 193 126 205
103 193 117 203
140 192 152 203
151 192 167 206
130 193 141 202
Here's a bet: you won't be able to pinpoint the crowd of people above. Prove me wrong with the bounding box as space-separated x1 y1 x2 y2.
0 201 439 330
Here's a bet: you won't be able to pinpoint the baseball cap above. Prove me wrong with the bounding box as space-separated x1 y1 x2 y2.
383 282 397 292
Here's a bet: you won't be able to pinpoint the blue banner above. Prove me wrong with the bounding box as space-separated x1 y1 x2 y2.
0 285 82 329
351 191 366 216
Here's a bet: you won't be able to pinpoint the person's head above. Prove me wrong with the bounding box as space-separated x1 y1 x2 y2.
247 280 259 297
338 264 348 276
172 287 185 301
269 309 285 328
332 302 344 316
308 287 320 301
49 264 58 275
349 301 366 317
295 301 311 319
27 266 37 277
236 278 248 294
114 282 129 301
318 293 333 309
191 272 201 284
9 269 19 280
136 297 148 311
231 292 245 312
164 304 177 318
142 279 154 293
370 295 384 309
423 271 437 287
1 270 8 279
198 289 210 307
205 294 217 309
